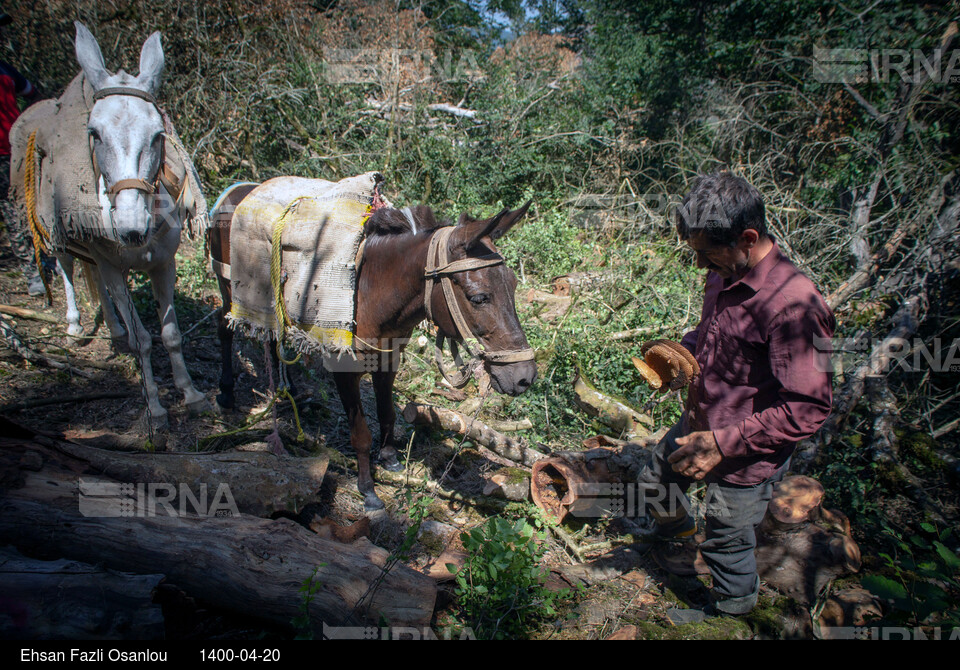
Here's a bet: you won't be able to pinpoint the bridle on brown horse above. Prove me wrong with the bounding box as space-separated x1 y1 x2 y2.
422 225 535 388
88 86 183 203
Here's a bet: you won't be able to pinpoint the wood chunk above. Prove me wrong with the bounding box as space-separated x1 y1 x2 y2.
631 356 663 389
768 475 825 525
643 342 687 390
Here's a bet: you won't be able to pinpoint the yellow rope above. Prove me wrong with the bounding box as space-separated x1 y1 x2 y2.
271 196 306 366
24 131 53 305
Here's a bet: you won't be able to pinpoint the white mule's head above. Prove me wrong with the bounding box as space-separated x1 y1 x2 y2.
75 21 165 246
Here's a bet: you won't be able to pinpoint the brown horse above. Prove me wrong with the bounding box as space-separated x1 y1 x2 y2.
209 192 537 509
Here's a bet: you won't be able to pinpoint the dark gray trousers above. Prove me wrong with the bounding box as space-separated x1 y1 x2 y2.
637 422 786 614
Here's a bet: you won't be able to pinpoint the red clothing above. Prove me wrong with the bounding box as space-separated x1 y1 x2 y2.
680 241 835 485
1 61 34 156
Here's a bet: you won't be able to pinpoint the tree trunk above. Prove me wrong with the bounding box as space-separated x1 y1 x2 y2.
0 468 437 632
0 547 166 639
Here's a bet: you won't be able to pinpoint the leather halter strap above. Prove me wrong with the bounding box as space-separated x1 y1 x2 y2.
92 86 158 106
423 225 535 388
90 87 165 197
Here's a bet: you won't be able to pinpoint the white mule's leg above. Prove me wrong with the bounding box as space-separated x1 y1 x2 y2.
56 254 84 338
148 261 209 414
96 258 167 430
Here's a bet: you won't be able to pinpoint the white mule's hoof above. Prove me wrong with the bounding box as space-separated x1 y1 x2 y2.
137 408 169 437
185 397 213 416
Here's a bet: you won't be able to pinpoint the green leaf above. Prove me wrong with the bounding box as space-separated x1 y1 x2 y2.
446 563 460 574
862 575 909 601
934 542 960 569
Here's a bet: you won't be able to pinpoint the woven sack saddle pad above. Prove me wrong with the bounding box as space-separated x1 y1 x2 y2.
226 172 385 356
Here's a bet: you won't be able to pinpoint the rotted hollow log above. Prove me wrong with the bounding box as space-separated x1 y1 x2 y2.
531 441 653 523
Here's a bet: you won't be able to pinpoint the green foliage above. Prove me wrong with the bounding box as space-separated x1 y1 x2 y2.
447 515 574 639
815 433 883 526
395 485 436 562
864 524 960 627
293 565 326 640
175 244 217 300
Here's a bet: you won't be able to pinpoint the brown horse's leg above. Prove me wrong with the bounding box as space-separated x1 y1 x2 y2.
333 371 383 510
215 275 236 410
372 370 403 471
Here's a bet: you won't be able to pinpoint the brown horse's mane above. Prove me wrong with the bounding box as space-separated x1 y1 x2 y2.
364 205 449 237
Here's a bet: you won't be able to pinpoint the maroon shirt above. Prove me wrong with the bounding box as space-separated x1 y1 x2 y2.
1 61 34 156
680 241 835 485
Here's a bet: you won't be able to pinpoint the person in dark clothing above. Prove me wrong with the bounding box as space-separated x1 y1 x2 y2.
0 12 43 295
636 172 835 616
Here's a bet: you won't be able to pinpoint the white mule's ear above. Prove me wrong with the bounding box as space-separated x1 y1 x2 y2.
74 22 109 91
137 31 164 96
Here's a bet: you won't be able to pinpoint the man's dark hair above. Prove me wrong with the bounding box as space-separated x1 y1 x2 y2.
675 172 767 247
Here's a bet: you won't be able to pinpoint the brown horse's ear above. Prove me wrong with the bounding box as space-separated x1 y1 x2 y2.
488 200 532 241
456 200 533 249
457 208 509 249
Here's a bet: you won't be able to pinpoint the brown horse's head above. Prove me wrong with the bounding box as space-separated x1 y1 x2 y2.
428 201 537 396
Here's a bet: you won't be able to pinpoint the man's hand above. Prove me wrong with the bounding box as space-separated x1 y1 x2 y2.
668 431 723 480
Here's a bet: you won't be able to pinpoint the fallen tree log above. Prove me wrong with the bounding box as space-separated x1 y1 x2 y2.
36 436 330 518
0 304 59 324
793 291 924 473
0 546 166 639
0 466 437 631
573 373 652 440
550 272 612 296
401 402 546 468
530 436 662 523
0 391 130 414
523 288 572 323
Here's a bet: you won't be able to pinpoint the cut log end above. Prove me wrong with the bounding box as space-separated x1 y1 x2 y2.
768 475 825 525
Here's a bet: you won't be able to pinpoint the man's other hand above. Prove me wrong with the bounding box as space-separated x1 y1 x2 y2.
669 431 723 480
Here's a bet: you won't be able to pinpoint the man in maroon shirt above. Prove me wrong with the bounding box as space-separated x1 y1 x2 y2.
1 12 43 295
636 172 835 616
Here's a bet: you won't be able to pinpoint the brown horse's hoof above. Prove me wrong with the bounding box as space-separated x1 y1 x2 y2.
379 448 403 472
215 391 235 411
